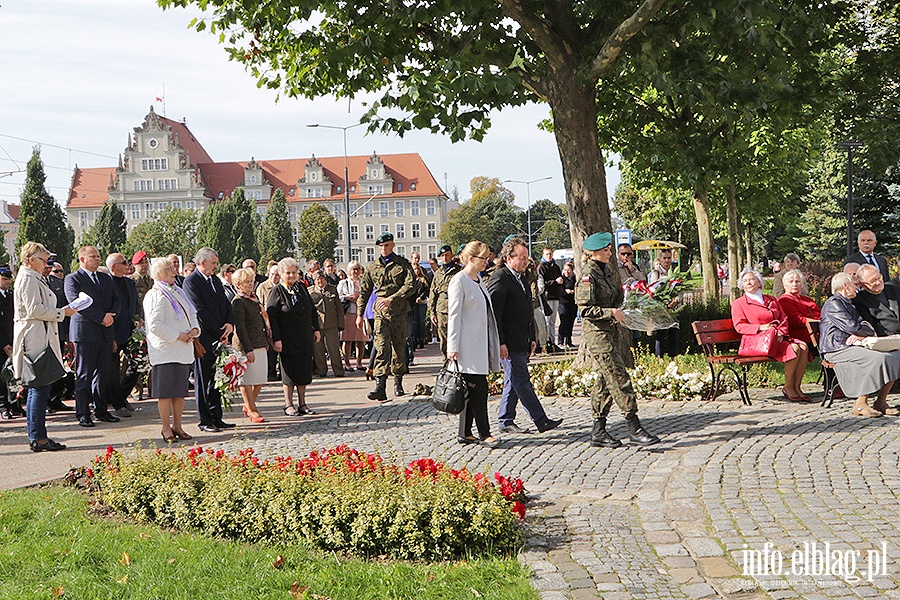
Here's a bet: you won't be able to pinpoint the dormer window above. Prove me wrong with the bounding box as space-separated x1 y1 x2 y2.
250 174 258 184
371 168 379 179
310 172 318 181
148 139 159 149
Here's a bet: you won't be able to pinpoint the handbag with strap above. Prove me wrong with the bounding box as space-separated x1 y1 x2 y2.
21 338 66 389
431 360 468 414
738 327 779 358
192 338 206 359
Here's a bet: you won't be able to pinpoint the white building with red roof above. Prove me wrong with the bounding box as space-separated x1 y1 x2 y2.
66 107 452 264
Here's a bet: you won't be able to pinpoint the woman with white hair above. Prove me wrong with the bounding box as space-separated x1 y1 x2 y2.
731 268 810 401
819 272 900 417
144 256 200 441
338 260 367 372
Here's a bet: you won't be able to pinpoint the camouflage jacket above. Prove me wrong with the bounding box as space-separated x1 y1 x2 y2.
428 261 462 316
575 259 624 331
357 254 415 317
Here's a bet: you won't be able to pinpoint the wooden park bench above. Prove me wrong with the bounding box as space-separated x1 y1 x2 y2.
805 319 840 408
691 319 776 406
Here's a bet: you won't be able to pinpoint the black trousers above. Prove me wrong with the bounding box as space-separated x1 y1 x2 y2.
194 346 223 426
458 373 491 439
557 301 577 343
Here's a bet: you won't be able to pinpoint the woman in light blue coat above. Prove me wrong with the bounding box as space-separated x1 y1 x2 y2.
447 241 501 448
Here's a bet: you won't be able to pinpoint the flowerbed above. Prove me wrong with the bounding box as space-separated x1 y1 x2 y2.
89 444 525 561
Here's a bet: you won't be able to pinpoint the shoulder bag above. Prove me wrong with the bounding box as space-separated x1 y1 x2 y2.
431 360 468 414
21 324 66 388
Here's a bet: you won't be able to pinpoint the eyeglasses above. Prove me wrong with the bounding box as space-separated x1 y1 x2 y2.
474 255 491 262
51 269 63 274
618 251 633 256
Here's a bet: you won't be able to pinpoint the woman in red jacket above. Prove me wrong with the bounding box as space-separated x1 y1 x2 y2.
732 269 810 401
776 269 821 349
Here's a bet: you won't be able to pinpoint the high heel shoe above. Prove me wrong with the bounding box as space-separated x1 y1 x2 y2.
283 405 300 416
242 406 250 417
249 412 265 423
173 429 193 440
162 430 176 443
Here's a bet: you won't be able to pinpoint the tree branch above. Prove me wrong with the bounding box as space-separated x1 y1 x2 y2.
588 0 668 80
497 0 569 65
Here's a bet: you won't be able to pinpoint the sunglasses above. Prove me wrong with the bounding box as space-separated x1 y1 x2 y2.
619 251 633 256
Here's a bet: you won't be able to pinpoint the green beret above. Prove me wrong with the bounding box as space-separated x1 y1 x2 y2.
583 232 614 251
503 234 520 244
376 232 394 245
457 243 466 254
438 244 453 255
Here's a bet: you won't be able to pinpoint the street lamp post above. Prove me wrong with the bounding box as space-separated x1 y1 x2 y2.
837 141 864 258
504 177 553 254
307 122 365 263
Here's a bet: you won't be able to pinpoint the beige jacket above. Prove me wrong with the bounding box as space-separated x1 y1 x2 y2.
12 267 65 379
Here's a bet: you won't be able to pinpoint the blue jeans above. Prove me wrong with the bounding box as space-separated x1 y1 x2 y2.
498 351 548 427
26 385 51 442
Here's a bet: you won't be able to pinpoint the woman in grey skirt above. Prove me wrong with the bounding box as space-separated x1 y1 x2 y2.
144 257 201 441
819 272 900 417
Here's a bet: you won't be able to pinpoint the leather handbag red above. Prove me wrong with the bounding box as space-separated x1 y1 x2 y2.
738 327 779 358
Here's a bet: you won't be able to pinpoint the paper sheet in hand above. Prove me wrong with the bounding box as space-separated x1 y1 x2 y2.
67 292 93 311
852 334 900 352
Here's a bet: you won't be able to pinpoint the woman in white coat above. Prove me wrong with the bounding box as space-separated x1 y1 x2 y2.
446 241 502 448
13 242 78 452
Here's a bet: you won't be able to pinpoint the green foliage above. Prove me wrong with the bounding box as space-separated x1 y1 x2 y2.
15 147 74 266
296 203 338 263
796 149 852 260
0 485 535 600
81 199 127 256
123 207 200 260
91 445 525 561
257 188 295 264
440 177 522 252
231 188 260 263
197 198 237 261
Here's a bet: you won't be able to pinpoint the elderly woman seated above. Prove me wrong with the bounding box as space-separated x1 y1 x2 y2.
776 269 821 349
819 272 900 417
732 269 810 402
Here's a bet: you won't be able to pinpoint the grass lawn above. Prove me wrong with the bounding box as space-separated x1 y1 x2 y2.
0 486 537 600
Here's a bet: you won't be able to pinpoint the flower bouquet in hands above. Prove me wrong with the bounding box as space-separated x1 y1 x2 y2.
213 345 247 412
620 280 678 334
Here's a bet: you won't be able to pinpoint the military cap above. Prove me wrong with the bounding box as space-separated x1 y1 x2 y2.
438 244 453 255
583 232 614 251
457 244 466 254
376 232 394 245
503 234 520 244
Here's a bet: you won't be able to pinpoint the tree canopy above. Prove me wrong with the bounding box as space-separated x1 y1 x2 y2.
439 177 522 253
81 200 127 257
295 203 337 263
16 147 74 267
257 188 295 264
123 207 199 260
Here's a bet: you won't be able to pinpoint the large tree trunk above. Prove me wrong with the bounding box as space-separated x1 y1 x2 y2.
725 177 741 300
692 183 719 301
743 220 753 271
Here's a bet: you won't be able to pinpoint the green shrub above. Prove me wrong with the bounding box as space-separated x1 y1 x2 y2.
90 445 525 561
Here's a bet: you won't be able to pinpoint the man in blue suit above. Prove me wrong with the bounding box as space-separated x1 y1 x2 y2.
65 246 121 427
183 247 235 432
107 252 140 417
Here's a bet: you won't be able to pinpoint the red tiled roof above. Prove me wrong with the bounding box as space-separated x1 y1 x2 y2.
67 167 116 209
6 203 19 220
160 117 213 165
199 153 445 202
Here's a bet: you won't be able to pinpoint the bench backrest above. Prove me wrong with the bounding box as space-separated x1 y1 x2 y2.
805 318 821 350
692 319 741 356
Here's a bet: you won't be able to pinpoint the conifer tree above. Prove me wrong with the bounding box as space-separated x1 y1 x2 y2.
257 188 295 263
15 147 74 266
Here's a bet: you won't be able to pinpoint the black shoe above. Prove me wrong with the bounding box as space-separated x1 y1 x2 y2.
30 439 67 452
78 417 95 427
1 408 13 420
536 418 563 433
214 421 236 429
591 417 622 448
499 422 532 434
394 376 406 397
8 400 25 417
626 415 660 445
457 436 479 445
198 424 222 433
47 399 74 412
94 412 121 423
368 376 388 401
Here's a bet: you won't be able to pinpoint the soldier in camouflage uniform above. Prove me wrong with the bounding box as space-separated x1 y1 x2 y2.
576 231 660 447
357 232 415 400
428 244 461 357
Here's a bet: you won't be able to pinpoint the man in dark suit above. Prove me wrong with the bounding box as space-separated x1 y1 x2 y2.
486 237 562 435
854 264 900 336
183 247 235 432
845 230 889 277
0 268 17 420
65 246 122 427
107 253 140 417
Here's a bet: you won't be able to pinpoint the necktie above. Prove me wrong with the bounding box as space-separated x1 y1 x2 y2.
867 255 876 267
209 276 216 291
91 272 99 286
514 273 527 295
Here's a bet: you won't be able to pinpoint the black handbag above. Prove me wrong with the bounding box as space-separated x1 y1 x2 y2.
21 344 66 389
431 360 468 414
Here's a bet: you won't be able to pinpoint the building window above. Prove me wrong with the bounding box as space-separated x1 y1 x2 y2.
379 201 389 217
394 200 404 217
157 178 178 191
397 183 403 192
410 200 420 215
335 248 344 264
310 171 318 182
411 183 417 191
253 191 262 200
141 158 168 171
172 201 183 209
427 222 436 237
428 245 437 259
380 224 390 234
412 245 421 256
79 211 88 228
307 187 322 198
333 203 343 218
368 184 383 195
185 201 196 210
351 248 361 261
396 223 405 239
158 202 169 212
289 205 298 222
350 225 359 241
396 245 406 257
133 179 153 191
93 210 100 222
130 204 141 220
426 199 436 215
366 247 375 263
337 225 343 241
412 223 421 239
257 206 266 216
350 185 356 192
365 225 374 240
349 202 358 217
145 202 156 218
364 202 374 218
336 186 342 194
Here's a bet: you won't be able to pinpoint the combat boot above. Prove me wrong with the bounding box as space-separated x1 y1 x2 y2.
626 415 660 445
590 417 621 448
394 376 406 397
367 376 388 401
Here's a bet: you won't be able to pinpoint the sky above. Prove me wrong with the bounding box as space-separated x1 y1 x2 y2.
0 0 620 215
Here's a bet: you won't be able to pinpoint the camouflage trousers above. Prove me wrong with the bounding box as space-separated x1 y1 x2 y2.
586 326 638 419
372 312 409 377
436 312 449 357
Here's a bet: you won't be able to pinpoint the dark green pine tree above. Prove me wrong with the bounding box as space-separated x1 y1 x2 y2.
196 194 237 263
231 188 259 264
257 188 295 264
15 147 74 267
85 199 127 256
296 203 338 263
